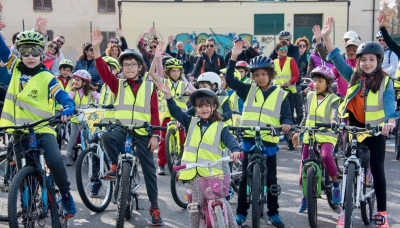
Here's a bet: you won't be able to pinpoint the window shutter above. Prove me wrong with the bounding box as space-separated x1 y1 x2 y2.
98 0 106 12
107 0 115 12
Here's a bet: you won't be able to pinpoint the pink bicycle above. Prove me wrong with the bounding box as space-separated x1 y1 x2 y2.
173 154 243 228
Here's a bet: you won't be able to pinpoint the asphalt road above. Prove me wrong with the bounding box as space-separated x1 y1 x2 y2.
0 140 399 228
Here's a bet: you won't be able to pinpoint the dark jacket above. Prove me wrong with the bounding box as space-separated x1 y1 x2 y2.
380 26 400 58
269 43 300 66
224 47 259 65
166 45 194 75
192 52 226 78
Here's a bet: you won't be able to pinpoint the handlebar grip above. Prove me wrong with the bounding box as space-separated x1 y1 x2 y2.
315 123 337 128
173 164 186 172
102 104 114 109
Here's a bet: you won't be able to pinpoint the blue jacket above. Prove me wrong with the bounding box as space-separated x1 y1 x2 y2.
73 59 102 87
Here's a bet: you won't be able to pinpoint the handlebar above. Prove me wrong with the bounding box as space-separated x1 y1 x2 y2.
314 122 397 134
93 122 167 132
0 115 62 131
173 153 244 172
229 125 295 132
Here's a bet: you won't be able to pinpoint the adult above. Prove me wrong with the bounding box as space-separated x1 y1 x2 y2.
105 43 121 60
0 31 10 88
43 40 59 75
53 35 65 64
192 37 226 78
10 32 19 58
189 42 205 65
377 14 400 59
295 36 310 80
376 31 398 78
306 36 334 78
269 30 300 65
166 36 193 76
253 43 263 55
101 28 128 56
224 36 259 64
73 43 102 92
138 27 160 68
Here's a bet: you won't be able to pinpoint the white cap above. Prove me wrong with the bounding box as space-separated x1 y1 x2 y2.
343 31 359 40
345 38 362 47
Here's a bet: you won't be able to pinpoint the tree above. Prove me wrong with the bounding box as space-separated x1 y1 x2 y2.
380 0 397 34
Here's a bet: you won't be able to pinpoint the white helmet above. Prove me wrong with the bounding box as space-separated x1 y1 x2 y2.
73 69 92 82
197 72 221 89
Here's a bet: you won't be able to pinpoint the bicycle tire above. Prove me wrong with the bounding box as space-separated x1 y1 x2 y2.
8 166 59 228
56 124 62 150
125 161 140 220
166 128 179 174
306 166 317 228
56 190 68 228
116 162 131 228
344 163 356 228
214 204 226 228
75 147 112 213
251 163 261 228
229 161 242 194
334 133 344 174
0 155 9 221
395 124 400 160
360 166 375 225
170 160 189 209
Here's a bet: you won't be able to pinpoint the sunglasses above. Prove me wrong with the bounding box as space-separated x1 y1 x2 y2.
48 44 57 50
56 39 64 45
150 45 157 49
279 47 288 51
110 40 118 44
206 44 214 48
20 50 41 58
345 47 357 52
378 39 385 42
281 39 290 42
87 48 94 52
298 44 306 48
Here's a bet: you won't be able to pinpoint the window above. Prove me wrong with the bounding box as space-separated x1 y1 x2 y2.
33 0 52 11
98 0 115 13
100 31 116 52
293 14 322 44
254 14 284 35
46 30 53 42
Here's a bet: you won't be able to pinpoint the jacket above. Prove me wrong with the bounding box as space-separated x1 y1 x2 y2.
166 45 194 75
192 52 226 78
224 47 259 65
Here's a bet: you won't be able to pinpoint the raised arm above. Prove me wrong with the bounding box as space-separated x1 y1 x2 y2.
116 28 128 51
148 41 165 83
377 14 400 57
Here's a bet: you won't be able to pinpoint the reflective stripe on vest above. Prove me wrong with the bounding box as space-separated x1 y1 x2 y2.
303 92 339 145
99 84 115 105
0 62 56 135
241 85 286 143
160 79 188 117
114 79 153 135
339 76 389 126
56 77 72 110
273 57 297 93
180 117 225 180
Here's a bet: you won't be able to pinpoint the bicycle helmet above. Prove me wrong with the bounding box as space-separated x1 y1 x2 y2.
376 31 383 39
16 31 46 50
249 56 274 72
103 56 120 72
59 59 74 70
118 49 144 66
73 69 91 82
189 88 220 110
197 72 221 89
235 61 249 70
165 58 183 69
356 41 384 63
220 68 241 80
310 66 335 84
278 30 292 40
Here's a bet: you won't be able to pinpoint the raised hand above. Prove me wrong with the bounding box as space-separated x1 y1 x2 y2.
116 28 123 37
321 17 334 38
155 81 171 97
38 18 49 36
242 38 250 48
231 42 244 59
91 29 103 47
168 35 174 44
190 41 197 50
155 41 165 58
312 25 322 42
150 27 157 36
377 14 385 28
0 22 6 29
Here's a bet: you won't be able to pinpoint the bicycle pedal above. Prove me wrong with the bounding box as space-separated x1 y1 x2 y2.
187 202 199 213
269 184 281 196
372 214 386 225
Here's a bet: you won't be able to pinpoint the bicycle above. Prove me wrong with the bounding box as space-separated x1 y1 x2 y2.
173 154 243 228
1 115 66 227
295 124 340 228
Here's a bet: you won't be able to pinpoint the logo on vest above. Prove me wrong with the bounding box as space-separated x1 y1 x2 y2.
27 89 38 100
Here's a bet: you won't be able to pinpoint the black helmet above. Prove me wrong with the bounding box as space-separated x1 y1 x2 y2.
189 88 219 110
118 49 144 66
278 30 292 40
249 56 274 72
356 41 384 63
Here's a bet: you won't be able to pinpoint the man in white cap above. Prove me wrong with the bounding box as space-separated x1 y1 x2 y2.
376 31 398 78
342 30 360 44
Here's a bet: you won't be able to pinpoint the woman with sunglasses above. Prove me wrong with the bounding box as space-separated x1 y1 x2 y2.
100 28 128 57
192 37 226 78
295 36 310 80
43 40 59 75
74 43 102 92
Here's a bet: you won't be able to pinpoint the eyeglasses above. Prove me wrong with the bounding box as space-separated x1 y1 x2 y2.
56 39 64 45
150 45 157 49
345 47 357 52
48 44 57 50
110 40 118 44
206 44 214 48
298 44 306 48
123 62 138 68
279 47 288 51
88 48 94 52
20 50 41 58
378 39 385 42
281 39 290 42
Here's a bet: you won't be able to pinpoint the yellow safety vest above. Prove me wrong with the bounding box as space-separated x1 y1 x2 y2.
114 79 153 135
159 79 188 118
394 63 400 89
242 77 252 84
217 95 233 125
338 76 390 126
229 91 240 114
273 57 297 93
99 84 116 123
241 85 287 143
180 117 226 180
303 92 339 145
0 61 56 135
71 91 94 124
55 77 73 111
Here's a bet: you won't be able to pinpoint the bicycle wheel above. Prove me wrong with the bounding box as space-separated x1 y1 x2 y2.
360 166 375 225
306 166 317 228
395 122 400 160
214 204 226 228
56 124 62 150
230 160 242 194
116 162 131 228
0 155 9 221
166 128 179 174
75 147 112 213
8 166 59 228
251 163 261 228
170 160 190 209
125 161 140 220
334 133 344 174
56 190 68 228
344 163 356 228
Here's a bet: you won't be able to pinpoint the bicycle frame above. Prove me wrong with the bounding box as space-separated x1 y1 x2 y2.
167 118 182 156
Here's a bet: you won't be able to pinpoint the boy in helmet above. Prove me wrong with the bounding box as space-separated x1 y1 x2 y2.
92 30 163 226
0 20 77 218
235 60 252 83
226 42 292 228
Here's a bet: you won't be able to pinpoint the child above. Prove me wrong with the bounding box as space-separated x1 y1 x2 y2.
92 29 163 226
292 66 341 213
64 70 100 166
235 61 252 83
98 56 120 123
0 27 77 217
226 42 292 228
220 68 243 114
156 84 241 228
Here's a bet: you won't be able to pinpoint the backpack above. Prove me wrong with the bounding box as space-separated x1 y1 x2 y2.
201 57 221 74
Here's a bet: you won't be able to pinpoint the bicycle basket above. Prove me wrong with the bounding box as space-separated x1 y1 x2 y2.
196 173 230 200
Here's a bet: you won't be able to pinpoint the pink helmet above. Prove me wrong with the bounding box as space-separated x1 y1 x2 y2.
73 69 92 82
310 66 335 83
235 61 249 69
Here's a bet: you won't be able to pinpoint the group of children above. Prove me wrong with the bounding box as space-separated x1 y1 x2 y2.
1 15 396 227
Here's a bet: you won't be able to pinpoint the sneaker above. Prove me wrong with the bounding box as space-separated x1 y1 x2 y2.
150 207 163 226
377 211 390 228
157 166 165 176
287 140 295 151
104 164 117 179
61 192 76 218
90 181 102 198
268 214 285 228
235 214 247 227
332 188 341 205
298 197 307 213
225 186 235 202
64 155 73 166
336 210 345 228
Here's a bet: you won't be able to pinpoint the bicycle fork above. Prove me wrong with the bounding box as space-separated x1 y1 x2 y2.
301 162 322 197
340 156 360 208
